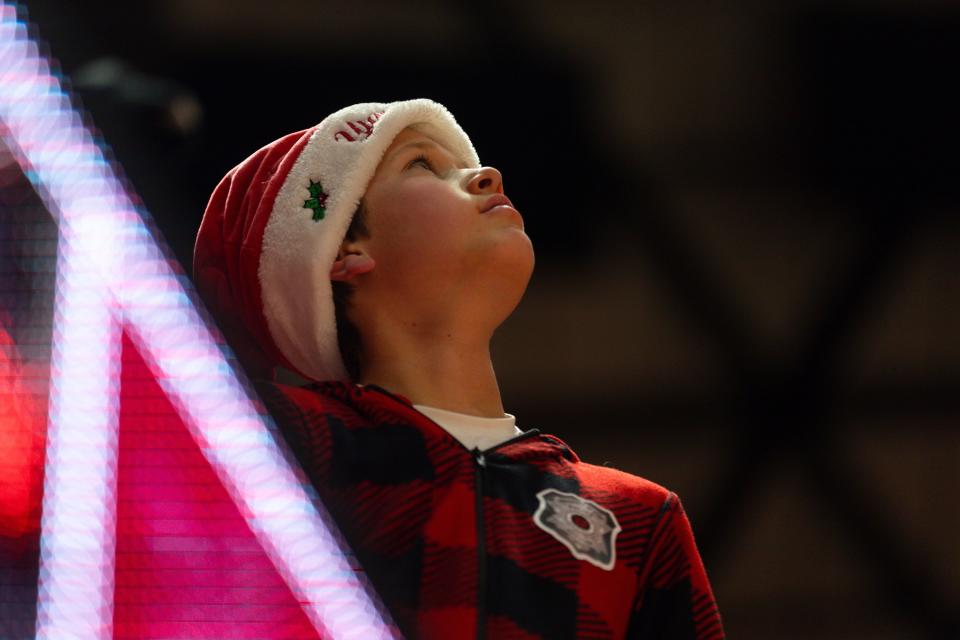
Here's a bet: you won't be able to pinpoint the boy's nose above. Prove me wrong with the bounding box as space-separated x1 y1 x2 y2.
466 166 504 194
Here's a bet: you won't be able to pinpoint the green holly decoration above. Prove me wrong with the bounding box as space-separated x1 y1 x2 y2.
303 179 329 221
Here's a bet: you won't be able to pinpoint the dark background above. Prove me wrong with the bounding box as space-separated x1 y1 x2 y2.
11 1 960 637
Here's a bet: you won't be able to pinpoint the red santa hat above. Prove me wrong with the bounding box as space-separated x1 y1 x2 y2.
194 99 480 381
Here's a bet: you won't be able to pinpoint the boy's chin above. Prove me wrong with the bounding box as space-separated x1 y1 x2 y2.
483 252 535 311
487 231 535 270
484 248 534 290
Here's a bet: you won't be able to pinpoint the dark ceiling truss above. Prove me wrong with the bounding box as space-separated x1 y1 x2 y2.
624 190 959 638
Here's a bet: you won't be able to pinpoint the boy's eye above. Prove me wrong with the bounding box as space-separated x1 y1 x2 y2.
407 154 434 172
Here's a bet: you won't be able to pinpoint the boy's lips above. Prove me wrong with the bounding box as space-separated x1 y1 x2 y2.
481 194 519 215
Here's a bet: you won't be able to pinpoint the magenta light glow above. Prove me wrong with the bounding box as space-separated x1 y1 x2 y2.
0 4 395 638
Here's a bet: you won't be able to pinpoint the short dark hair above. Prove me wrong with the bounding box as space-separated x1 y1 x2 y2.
331 202 370 381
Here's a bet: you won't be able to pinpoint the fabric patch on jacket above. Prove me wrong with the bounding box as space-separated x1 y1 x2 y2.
533 488 622 570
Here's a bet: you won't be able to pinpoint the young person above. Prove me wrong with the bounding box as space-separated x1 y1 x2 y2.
194 99 724 639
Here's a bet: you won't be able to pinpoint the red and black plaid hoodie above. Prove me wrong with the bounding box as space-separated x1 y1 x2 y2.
256 379 725 639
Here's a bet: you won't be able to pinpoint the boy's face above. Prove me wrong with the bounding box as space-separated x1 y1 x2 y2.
347 126 534 324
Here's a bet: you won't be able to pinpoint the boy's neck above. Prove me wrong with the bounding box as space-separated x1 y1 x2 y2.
358 336 505 419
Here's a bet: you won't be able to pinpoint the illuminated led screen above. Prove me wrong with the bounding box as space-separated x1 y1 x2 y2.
0 3 395 638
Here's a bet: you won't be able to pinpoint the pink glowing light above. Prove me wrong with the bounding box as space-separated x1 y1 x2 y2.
0 4 395 638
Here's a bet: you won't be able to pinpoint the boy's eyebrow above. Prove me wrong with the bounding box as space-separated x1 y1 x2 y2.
385 139 466 169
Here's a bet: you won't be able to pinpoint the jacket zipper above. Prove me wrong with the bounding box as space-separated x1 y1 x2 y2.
472 430 540 640
473 448 487 640
360 386 549 638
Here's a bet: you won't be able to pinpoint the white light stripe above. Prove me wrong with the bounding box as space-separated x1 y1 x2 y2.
35 219 122 640
0 4 395 638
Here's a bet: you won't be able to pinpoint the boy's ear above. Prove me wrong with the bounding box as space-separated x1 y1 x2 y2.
330 251 376 282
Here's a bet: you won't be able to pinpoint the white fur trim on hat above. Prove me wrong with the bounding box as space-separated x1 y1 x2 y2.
258 99 481 381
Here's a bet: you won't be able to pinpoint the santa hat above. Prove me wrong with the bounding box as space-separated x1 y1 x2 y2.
194 99 480 381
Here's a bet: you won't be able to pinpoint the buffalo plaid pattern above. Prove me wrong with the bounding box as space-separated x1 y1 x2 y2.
256 381 725 639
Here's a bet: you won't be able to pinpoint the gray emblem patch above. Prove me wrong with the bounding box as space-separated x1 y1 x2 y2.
532 489 622 571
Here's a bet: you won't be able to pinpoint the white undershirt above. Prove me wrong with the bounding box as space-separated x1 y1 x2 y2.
413 404 523 451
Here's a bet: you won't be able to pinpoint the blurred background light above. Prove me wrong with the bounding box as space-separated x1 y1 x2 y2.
0 3 395 638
